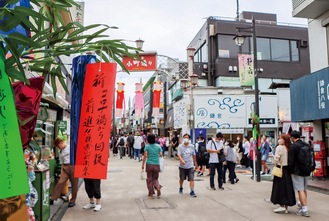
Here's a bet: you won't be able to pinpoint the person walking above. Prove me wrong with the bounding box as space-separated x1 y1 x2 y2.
82 179 102 212
223 140 239 184
288 130 314 217
112 135 119 157
158 134 166 157
177 133 197 197
270 134 296 214
260 135 271 174
50 138 78 208
116 133 126 159
207 132 225 190
134 131 144 162
242 136 250 168
141 134 163 198
127 132 135 159
195 136 208 176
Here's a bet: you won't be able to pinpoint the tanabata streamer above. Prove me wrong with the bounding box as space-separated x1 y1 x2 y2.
75 62 117 179
0 47 29 199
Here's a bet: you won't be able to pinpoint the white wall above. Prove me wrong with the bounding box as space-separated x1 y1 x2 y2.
308 11 329 72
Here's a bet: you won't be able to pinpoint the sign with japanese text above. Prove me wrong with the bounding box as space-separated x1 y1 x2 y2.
0 49 29 199
193 95 277 129
238 53 254 86
122 53 157 71
75 62 116 179
56 120 68 141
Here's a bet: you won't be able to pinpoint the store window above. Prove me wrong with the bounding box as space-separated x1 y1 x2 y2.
218 35 250 58
256 38 271 60
290 40 299 62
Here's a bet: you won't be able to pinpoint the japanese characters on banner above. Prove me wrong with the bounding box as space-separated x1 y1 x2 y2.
115 82 125 118
75 62 117 179
152 81 162 116
0 49 29 199
135 83 144 119
238 53 254 86
122 53 157 71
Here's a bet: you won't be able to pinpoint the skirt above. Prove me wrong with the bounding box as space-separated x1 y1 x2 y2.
270 166 296 206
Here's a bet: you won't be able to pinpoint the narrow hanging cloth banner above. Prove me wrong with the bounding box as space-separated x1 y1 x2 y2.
0 47 29 199
135 82 144 119
152 81 162 116
115 82 125 117
75 62 117 179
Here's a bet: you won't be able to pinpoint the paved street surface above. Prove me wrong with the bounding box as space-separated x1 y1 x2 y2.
60 155 329 221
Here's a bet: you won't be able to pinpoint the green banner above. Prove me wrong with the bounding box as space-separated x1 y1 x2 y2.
56 120 67 141
0 49 29 199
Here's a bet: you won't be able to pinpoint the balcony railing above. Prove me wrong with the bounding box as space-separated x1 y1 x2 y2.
293 0 306 10
293 0 329 19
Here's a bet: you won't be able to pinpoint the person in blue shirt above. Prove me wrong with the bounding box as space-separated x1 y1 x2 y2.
141 134 163 198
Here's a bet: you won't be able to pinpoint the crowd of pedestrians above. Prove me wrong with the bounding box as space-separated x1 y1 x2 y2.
52 129 313 218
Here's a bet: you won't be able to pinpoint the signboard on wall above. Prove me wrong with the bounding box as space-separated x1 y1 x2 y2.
173 98 187 130
122 53 157 71
194 95 278 129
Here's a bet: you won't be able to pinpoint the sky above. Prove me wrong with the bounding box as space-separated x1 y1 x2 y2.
81 0 307 101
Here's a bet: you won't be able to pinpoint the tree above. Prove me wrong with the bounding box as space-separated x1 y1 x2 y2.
0 0 138 96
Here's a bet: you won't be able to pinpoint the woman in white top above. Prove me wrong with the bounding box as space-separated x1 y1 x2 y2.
134 131 144 162
270 134 296 214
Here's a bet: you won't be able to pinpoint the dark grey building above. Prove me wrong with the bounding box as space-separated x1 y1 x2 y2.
188 11 310 88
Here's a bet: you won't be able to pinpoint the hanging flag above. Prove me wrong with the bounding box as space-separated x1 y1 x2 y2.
115 82 125 118
75 62 117 179
238 53 255 86
70 55 96 165
135 82 144 119
0 47 29 199
152 81 162 116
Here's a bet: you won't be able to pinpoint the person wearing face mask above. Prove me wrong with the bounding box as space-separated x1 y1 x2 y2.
270 134 296 214
177 133 197 197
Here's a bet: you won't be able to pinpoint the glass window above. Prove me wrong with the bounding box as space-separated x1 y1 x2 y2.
218 35 250 58
290 40 299 62
201 43 208 62
271 39 290 61
256 38 271 60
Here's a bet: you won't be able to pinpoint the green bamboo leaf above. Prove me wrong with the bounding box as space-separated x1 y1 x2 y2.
50 72 57 98
19 115 35 126
4 0 20 4
8 32 40 47
6 66 29 83
57 75 70 95
0 12 21 32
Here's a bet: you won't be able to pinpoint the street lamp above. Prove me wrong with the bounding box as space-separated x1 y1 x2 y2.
135 38 144 50
180 47 198 138
234 19 261 182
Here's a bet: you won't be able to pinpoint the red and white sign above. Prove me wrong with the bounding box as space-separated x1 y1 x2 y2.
122 53 157 71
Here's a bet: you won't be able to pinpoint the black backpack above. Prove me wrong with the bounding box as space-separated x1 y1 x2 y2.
297 142 315 176
118 137 125 146
127 135 134 146
198 142 209 160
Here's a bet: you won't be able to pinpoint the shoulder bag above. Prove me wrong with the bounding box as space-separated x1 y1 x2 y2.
212 140 226 164
271 149 283 178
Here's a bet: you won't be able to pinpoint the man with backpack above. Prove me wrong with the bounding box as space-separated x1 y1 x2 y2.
116 133 126 159
288 130 315 217
127 132 135 159
195 136 208 176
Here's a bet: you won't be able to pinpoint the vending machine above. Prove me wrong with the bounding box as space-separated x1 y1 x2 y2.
313 141 327 179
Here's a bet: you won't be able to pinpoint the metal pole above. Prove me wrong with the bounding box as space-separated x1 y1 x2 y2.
252 19 261 182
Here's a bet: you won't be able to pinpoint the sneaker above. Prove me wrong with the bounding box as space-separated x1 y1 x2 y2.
197 172 203 177
210 187 216 190
267 169 271 174
296 201 302 211
218 187 225 190
190 191 197 197
274 207 288 214
179 187 183 194
94 204 102 212
296 209 310 217
83 202 95 210
235 178 239 183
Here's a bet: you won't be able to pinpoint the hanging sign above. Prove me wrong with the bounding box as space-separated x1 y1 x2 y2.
122 53 157 71
75 62 117 179
238 53 254 86
0 48 29 199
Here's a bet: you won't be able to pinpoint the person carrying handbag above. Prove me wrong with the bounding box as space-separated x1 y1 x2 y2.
270 134 296 214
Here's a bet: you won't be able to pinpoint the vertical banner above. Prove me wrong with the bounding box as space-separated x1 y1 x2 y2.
238 53 254 86
0 49 29 199
115 82 125 117
70 55 96 165
75 62 117 179
152 81 162 116
56 120 68 141
135 82 144 118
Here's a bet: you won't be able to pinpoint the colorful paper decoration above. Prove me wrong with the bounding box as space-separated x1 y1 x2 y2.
75 62 117 179
152 81 162 116
135 83 144 119
115 82 125 118
0 47 29 199
238 53 255 86
70 55 96 165
12 77 44 149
